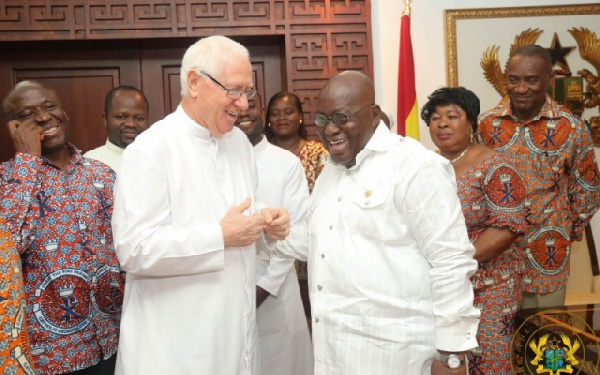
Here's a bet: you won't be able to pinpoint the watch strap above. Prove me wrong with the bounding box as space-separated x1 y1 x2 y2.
435 352 466 369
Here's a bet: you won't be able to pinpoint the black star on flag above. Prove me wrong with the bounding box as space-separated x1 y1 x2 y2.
546 32 575 76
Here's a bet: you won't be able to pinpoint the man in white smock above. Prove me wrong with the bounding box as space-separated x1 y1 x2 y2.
278 71 480 375
235 92 314 375
112 35 290 375
85 86 150 174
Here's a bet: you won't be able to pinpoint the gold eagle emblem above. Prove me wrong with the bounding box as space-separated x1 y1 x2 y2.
568 27 600 109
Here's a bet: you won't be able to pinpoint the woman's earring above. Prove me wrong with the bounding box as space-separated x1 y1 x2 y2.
470 132 474 143
267 123 271 128
300 119 303 124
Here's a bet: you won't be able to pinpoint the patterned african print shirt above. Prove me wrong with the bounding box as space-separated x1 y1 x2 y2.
478 96 600 294
457 152 526 374
0 144 124 374
0 218 36 375
299 140 328 194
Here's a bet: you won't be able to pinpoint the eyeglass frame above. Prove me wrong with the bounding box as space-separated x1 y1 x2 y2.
314 103 375 128
198 70 256 99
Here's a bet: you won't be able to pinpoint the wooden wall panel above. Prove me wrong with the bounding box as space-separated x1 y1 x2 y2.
0 0 372 129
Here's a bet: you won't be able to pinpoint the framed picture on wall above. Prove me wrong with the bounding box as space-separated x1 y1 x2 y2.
444 4 600 116
444 3 600 279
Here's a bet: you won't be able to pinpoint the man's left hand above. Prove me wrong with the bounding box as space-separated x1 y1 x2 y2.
260 208 290 241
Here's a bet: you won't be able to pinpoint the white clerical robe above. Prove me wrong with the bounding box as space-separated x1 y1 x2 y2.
254 137 314 375
279 124 480 374
112 105 260 375
84 139 124 174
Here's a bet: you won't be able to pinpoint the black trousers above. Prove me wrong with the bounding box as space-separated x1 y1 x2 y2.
65 354 116 375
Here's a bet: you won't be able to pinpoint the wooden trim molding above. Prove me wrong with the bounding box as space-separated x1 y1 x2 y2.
0 0 373 126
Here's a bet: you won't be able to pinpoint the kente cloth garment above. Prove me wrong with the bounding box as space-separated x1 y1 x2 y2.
254 137 314 375
113 105 260 375
84 139 123 175
478 96 600 294
0 218 35 375
278 124 480 374
0 144 123 374
456 152 527 375
296 140 328 280
298 140 328 194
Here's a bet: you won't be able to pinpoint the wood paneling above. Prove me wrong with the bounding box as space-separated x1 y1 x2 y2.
0 0 372 112
0 0 373 160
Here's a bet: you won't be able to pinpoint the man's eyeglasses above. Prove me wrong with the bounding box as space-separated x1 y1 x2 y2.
314 104 374 128
199 70 256 99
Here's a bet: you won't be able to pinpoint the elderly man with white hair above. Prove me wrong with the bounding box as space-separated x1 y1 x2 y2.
112 35 290 375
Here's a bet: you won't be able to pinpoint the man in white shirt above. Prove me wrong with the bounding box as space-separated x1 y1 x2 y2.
111 35 290 375
279 71 480 375
84 86 150 174
235 92 314 375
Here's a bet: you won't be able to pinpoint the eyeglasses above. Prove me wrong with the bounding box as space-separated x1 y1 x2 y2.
199 70 256 99
314 104 374 128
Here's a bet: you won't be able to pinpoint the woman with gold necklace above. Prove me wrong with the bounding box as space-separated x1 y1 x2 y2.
423 87 527 374
266 91 328 327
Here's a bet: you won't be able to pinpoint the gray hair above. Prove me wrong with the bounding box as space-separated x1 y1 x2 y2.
179 35 250 97
3 80 47 120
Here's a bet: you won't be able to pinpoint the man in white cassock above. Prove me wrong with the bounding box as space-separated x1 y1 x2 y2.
111 35 290 375
235 92 314 375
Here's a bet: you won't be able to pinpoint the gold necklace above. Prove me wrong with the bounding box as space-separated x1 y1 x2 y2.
451 144 472 164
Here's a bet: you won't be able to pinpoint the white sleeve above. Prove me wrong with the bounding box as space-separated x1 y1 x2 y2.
257 158 309 296
402 158 480 351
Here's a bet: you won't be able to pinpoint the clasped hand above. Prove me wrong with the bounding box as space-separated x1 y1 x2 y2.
220 197 290 248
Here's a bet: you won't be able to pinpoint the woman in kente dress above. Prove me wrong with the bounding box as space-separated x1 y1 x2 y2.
423 87 527 374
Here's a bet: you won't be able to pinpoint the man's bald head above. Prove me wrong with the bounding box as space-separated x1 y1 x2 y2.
315 71 381 168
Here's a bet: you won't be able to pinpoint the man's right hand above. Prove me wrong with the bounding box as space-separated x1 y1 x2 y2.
7 119 43 157
220 197 265 248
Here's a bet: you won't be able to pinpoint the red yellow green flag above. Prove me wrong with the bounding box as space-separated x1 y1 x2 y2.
397 8 420 140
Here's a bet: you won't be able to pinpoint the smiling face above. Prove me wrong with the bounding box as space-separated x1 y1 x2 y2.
7 84 69 156
428 104 472 155
505 53 554 122
104 90 149 148
267 94 303 139
235 94 264 146
315 72 379 168
186 59 254 136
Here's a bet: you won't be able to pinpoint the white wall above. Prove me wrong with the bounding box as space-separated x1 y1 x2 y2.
371 0 600 261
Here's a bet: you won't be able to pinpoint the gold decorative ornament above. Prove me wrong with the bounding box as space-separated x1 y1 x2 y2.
569 27 600 145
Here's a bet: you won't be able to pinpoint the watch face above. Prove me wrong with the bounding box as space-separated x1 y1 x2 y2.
447 355 461 369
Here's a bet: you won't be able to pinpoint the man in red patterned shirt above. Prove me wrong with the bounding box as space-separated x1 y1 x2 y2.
1 81 123 374
478 45 600 308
